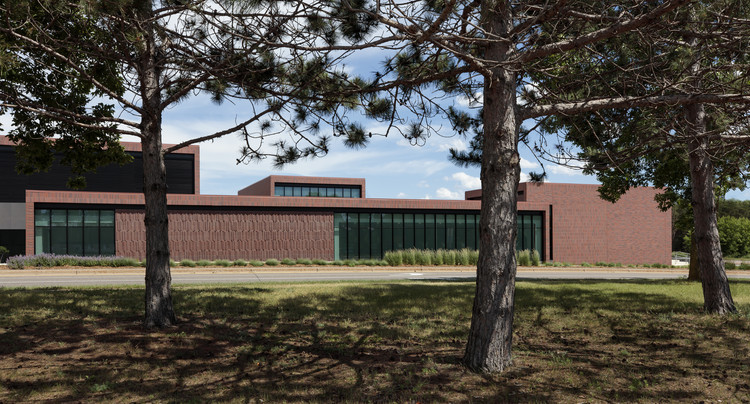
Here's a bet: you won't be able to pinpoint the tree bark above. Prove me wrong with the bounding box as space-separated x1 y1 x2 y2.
139 2 175 328
687 232 700 281
686 102 736 314
464 1 519 373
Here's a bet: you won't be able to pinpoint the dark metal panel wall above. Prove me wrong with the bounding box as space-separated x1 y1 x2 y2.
0 146 195 202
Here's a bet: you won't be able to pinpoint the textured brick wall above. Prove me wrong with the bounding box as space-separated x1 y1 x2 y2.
520 183 671 265
116 209 334 261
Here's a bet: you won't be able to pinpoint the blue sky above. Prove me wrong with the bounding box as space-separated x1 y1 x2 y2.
155 91 616 200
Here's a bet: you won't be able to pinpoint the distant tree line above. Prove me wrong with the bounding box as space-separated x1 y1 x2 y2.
675 199 750 258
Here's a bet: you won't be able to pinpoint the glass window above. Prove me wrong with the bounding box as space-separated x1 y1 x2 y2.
533 214 543 259
68 226 83 256
343 188 352 198
352 188 361 198
302 187 310 197
68 210 83 227
51 210 67 227
403 214 414 249
346 213 358 259
456 214 466 249
274 187 283 196
334 213 346 260
446 214 456 250
358 213 370 259
414 214 425 250
35 209 50 227
382 213 393 253
293 186 302 197
50 210 67 255
335 188 344 198
371 213 381 258
393 213 404 250
467 214 476 250
100 210 114 227
523 215 532 251
326 187 335 197
425 214 436 250
436 214 446 249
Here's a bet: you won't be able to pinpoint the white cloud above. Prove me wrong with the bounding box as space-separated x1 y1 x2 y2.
436 138 468 152
449 172 481 190
547 161 585 176
396 192 407 198
455 92 483 108
417 180 430 188
435 187 461 199
379 159 451 176
520 157 540 170
520 172 530 182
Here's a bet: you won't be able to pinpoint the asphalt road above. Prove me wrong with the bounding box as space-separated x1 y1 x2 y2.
1 268 748 287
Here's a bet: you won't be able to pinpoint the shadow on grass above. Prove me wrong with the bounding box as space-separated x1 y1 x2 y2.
0 279 748 402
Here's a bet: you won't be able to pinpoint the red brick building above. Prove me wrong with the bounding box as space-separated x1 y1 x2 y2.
1 136 671 265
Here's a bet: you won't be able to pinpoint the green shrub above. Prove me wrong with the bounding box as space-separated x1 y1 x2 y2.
376 260 389 266
343 259 357 267
358 259 379 266
456 249 471 266
0 245 10 262
580 262 592 268
402 249 417 265
280 258 296 266
414 250 432 265
517 250 531 266
265 259 280 266
468 249 479 265
332 260 345 266
249 260 264 267
214 259 232 267
441 249 457 265
384 251 403 266
530 250 541 266
196 260 212 267
312 259 328 266
595 261 607 267
233 259 248 267
739 263 750 270
113 257 139 267
139 260 147 267
432 250 444 265
296 258 313 265
180 259 196 267
170 259 179 267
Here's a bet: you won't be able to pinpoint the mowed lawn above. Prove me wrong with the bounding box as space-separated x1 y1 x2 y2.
0 279 748 403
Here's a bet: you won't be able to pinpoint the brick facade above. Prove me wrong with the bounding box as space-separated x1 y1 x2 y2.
116 210 334 261
516 183 671 265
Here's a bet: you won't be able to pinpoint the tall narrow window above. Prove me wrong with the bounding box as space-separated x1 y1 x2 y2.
393 213 404 250
414 214 425 250
436 214 446 249
67 210 83 256
403 213 415 249
34 209 50 255
456 214 466 249
84 210 100 256
382 213 393 253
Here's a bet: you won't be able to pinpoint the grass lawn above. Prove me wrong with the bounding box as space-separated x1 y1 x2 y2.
0 279 748 403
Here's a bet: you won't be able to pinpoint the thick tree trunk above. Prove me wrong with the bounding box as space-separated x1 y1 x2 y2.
687 233 700 281
139 2 175 328
686 103 736 314
464 2 519 373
